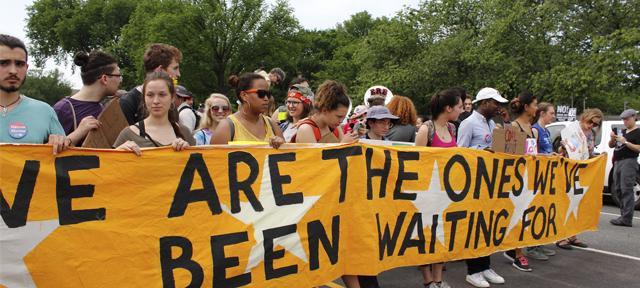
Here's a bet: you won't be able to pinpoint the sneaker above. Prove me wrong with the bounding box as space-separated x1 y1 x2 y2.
512 256 532 272
524 247 549 261
482 269 505 284
429 281 452 288
503 250 516 262
610 218 633 227
466 273 490 288
538 246 556 256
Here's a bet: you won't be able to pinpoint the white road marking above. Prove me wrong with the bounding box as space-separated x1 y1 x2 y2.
599 211 640 220
572 246 640 262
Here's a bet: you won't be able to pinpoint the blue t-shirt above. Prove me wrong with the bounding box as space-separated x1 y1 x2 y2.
0 95 65 144
532 123 553 155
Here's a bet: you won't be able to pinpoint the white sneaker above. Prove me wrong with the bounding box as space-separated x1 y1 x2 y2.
466 272 490 288
482 269 505 284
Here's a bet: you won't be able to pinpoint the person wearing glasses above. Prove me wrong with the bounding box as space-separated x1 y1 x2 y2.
194 93 232 145
280 84 314 142
556 108 604 249
212 73 284 148
53 50 121 146
364 106 399 140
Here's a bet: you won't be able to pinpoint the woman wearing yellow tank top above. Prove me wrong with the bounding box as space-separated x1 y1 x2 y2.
212 73 284 148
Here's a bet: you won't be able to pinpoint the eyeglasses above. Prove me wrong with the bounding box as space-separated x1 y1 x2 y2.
211 105 230 112
105 73 122 80
286 100 302 106
243 89 271 99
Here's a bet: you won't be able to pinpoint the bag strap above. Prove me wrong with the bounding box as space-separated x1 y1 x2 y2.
135 120 161 147
262 114 277 136
292 118 322 142
227 118 236 141
63 97 78 130
425 120 435 146
447 122 457 139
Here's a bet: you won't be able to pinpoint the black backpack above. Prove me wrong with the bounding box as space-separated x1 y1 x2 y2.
179 105 201 130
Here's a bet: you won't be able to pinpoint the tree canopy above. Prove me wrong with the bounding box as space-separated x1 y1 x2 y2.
26 0 640 115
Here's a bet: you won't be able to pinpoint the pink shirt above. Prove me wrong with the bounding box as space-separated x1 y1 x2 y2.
431 130 457 148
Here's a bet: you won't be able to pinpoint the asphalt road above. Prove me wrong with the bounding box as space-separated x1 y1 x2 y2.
329 203 640 288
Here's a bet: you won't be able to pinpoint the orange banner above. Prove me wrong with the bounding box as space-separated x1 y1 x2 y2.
0 143 605 287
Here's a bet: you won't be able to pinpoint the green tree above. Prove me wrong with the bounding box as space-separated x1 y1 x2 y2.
21 69 73 105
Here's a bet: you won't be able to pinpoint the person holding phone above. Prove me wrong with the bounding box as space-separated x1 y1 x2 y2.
608 109 640 227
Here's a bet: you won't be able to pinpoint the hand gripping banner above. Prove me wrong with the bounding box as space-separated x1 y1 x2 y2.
0 143 605 287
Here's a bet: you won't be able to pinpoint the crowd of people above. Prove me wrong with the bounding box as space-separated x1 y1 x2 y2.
2 34 639 288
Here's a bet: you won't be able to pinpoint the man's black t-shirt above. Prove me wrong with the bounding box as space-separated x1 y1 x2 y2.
119 87 143 125
614 128 640 161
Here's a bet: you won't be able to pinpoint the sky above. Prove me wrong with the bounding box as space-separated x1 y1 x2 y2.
0 0 421 89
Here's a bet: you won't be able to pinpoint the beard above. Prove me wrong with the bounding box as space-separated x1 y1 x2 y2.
0 77 25 93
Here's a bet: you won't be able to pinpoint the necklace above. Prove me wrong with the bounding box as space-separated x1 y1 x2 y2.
1 96 21 117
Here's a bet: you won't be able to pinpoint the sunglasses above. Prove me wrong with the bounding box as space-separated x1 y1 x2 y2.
588 119 600 127
211 105 230 112
243 89 271 99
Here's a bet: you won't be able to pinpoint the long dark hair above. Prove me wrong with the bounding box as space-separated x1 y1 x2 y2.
74 50 117 85
141 71 185 140
429 88 465 119
509 91 537 116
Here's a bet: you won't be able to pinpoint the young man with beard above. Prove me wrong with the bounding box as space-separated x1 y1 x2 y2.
0 34 68 154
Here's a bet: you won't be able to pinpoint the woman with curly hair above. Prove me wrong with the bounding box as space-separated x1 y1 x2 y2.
386 95 417 142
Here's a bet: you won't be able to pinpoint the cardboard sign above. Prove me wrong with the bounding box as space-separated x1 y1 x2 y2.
82 98 129 148
491 126 527 154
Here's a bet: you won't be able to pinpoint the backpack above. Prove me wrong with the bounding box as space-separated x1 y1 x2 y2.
291 118 340 143
179 105 201 130
424 120 456 147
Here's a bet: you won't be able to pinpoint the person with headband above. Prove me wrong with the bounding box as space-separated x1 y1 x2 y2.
53 50 121 146
194 93 232 145
280 84 314 142
211 73 284 148
113 71 194 155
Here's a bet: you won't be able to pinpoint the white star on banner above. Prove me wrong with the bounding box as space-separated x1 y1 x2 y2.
407 161 454 245
0 219 59 288
221 156 320 272
507 169 536 235
564 180 589 224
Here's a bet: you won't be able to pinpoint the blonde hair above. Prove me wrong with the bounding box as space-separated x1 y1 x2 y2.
199 93 232 130
579 108 604 124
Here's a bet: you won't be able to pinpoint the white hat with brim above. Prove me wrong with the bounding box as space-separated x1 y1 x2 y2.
472 87 508 104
